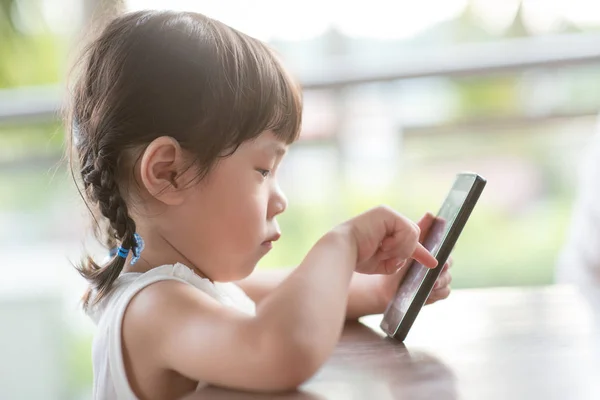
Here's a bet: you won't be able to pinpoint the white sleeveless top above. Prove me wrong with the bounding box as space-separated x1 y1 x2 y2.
85 263 256 400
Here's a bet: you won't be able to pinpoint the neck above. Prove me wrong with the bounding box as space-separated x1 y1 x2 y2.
122 223 210 280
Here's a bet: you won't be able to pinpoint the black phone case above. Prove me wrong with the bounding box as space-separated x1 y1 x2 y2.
383 173 486 342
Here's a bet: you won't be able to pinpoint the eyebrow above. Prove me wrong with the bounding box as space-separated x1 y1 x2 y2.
265 142 287 158
274 144 287 157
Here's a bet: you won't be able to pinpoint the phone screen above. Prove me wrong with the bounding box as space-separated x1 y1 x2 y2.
382 182 472 333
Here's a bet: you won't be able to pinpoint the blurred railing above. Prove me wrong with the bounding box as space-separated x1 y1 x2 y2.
2 32 600 161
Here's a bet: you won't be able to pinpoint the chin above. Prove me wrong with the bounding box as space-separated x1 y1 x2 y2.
237 261 259 280
214 261 257 282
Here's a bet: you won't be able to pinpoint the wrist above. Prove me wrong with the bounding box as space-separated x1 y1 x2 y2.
347 273 388 319
328 224 358 263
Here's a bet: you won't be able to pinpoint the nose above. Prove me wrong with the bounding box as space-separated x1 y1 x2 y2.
270 184 288 218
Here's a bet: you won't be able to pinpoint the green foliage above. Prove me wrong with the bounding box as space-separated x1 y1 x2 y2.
0 0 65 87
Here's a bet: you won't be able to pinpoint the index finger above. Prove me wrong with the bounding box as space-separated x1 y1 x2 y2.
412 242 438 269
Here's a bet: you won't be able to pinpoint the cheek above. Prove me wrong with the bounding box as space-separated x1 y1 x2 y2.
198 181 266 246
223 193 266 241
197 189 267 279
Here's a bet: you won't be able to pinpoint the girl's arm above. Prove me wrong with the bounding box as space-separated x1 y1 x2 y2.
238 213 453 321
237 267 383 320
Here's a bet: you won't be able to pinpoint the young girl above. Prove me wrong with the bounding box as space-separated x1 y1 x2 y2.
68 10 453 400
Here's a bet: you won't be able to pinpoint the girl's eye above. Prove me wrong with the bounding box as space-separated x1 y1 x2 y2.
257 169 271 178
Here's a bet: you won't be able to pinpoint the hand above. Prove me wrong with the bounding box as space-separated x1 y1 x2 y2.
425 258 453 305
376 212 453 310
336 205 438 275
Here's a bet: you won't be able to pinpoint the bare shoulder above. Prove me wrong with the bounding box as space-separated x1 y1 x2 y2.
122 279 221 347
121 279 255 367
120 280 231 398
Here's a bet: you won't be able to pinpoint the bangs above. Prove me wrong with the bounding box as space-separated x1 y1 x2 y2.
212 24 303 147
253 46 303 145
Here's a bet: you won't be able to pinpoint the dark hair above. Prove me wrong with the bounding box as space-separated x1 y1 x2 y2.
67 10 303 308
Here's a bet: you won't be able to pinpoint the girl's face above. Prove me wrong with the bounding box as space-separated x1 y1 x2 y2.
147 131 289 281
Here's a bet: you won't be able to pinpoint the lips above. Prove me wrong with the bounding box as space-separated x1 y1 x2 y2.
263 232 281 245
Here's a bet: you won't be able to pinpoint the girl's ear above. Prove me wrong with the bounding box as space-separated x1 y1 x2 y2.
138 136 188 206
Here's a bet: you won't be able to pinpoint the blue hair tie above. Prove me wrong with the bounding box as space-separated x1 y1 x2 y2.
130 233 145 265
111 233 145 265
117 246 129 258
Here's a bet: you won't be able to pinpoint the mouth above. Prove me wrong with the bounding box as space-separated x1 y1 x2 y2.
262 232 281 247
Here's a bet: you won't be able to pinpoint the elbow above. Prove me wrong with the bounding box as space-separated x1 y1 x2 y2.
280 353 322 391
269 354 322 391
261 332 327 392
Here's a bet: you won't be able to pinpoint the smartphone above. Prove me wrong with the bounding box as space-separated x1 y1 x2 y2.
380 172 486 341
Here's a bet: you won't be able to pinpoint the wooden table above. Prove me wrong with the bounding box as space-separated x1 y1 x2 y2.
183 285 600 400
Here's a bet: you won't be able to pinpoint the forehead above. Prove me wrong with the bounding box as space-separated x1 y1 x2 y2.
246 131 288 156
